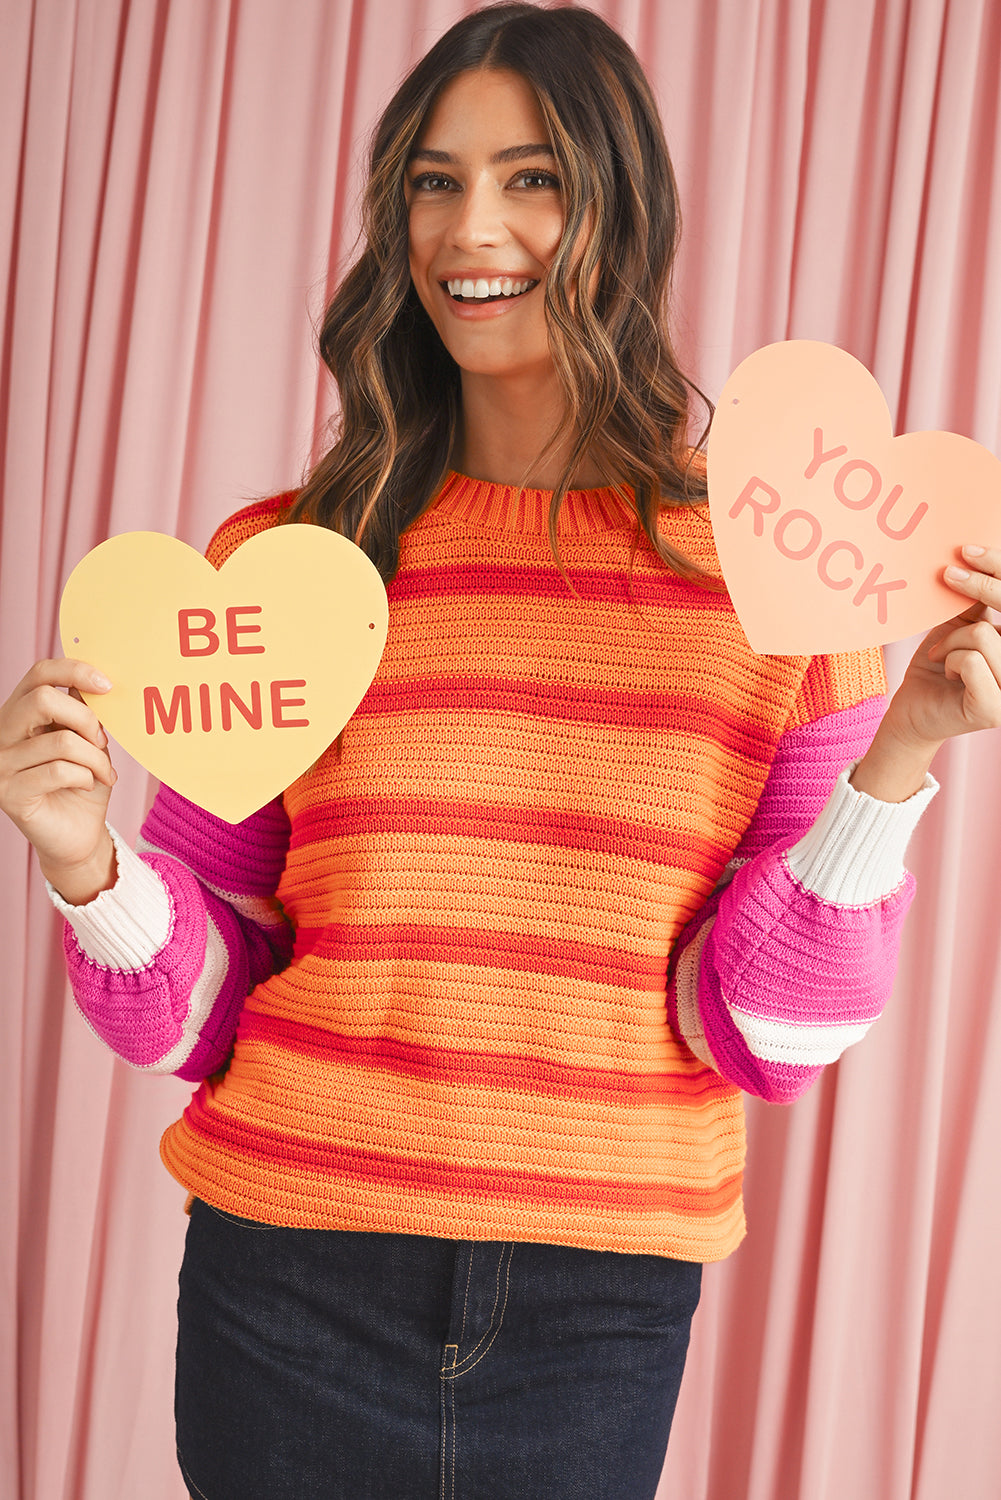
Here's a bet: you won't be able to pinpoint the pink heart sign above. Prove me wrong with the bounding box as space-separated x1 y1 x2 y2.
706 340 1001 655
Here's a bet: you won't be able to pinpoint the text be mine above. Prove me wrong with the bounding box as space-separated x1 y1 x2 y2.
143 606 310 734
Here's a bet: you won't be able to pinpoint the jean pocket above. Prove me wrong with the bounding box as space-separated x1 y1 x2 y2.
442 1242 515 1381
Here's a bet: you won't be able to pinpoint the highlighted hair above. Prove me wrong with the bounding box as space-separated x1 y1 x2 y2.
289 3 712 580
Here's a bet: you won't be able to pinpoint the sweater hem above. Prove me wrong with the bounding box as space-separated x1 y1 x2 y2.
159 1121 745 1263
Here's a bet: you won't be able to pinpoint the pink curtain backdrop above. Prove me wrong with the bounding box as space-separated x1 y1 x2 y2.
3 1 1000 1496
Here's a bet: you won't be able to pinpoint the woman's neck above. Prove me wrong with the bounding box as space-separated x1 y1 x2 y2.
454 368 605 491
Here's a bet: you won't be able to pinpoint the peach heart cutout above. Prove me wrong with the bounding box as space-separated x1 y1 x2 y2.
60 526 388 823
707 340 1001 655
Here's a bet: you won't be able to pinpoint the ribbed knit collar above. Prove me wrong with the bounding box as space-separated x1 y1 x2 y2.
431 470 636 535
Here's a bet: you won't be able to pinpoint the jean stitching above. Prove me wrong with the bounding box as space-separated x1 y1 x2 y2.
200 1202 280 1232
458 1243 474 1343
176 1445 211 1499
440 1343 458 1500
446 1244 513 1379
448 1368 456 1500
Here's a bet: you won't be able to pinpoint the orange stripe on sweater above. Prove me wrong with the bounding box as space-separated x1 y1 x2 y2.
236 1010 727 1104
183 1090 742 1214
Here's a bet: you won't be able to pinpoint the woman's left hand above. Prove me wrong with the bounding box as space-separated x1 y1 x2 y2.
850 543 1001 802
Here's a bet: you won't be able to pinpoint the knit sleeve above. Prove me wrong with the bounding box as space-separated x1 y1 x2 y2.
53 787 293 1080
665 660 935 1103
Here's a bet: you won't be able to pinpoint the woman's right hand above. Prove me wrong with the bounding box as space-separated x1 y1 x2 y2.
0 659 118 903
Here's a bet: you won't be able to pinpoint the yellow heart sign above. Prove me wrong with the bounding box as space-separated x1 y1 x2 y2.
707 341 1001 654
59 526 388 823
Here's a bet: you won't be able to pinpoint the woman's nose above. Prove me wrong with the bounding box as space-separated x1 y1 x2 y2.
447 177 506 249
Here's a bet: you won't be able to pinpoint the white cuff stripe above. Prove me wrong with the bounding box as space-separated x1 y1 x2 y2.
48 828 173 969
785 765 937 906
728 1006 873 1065
142 913 230 1074
673 920 719 1071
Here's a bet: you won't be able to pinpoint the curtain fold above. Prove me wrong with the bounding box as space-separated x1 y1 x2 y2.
3 3 999 1496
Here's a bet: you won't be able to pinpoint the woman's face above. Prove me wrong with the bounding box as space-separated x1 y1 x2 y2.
405 68 564 384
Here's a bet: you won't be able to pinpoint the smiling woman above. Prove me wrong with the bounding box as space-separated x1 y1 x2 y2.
405 70 562 381
287 1 708 580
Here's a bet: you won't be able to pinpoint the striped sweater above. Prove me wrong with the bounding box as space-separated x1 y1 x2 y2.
54 474 934 1260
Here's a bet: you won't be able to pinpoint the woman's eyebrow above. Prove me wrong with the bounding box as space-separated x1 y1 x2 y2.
408 144 556 164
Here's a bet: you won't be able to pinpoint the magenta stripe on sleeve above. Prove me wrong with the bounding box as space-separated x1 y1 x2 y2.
731 697 885 859
690 942 824 1104
713 851 911 1025
141 787 291 895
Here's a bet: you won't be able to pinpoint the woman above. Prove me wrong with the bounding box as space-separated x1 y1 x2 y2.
2 6 999 1497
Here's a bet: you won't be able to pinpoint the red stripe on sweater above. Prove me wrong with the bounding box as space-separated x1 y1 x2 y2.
355 676 774 757
238 1010 726 1105
286 921 667 987
287 797 726 876
388 561 725 610
184 1092 741 1213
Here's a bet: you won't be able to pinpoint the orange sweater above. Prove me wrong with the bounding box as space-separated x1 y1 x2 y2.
138 475 886 1259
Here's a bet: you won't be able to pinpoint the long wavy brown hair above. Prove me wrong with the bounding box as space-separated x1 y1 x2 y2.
289 2 712 581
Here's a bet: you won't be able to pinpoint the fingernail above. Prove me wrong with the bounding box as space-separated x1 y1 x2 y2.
91 672 112 690
945 566 970 581
962 545 986 557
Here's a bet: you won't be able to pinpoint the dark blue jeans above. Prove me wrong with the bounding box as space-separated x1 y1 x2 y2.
175 1199 701 1499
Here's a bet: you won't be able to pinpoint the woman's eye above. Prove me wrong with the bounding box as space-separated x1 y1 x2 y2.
514 171 561 190
410 173 455 193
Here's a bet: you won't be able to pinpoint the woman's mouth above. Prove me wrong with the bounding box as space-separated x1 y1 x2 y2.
443 277 539 304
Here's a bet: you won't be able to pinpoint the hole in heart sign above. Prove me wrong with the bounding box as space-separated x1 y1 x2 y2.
58 525 389 823
707 340 1001 655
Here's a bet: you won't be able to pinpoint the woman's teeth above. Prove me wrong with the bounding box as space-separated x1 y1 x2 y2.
445 277 536 301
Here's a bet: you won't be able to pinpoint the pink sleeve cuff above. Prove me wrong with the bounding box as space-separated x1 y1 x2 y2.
61 852 210 1069
52 794 293 1078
